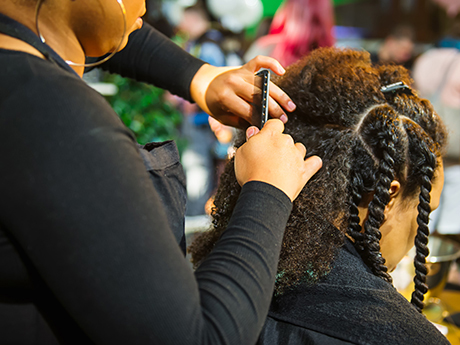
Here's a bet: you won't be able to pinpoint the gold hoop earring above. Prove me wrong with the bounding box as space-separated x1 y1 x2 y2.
35 0 127 68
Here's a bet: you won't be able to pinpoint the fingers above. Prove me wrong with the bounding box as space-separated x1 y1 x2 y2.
295 142 307 158
267 96 288 123
231 66 295 122
243 56 296 116
302 156 323 183
210 91 253 128
204 56 296 129
244 55 286 75
213 73 260 126
269 82 296 113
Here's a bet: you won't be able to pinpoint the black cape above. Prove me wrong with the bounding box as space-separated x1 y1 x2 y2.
258 227 450 345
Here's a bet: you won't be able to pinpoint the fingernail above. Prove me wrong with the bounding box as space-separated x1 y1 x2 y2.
247 127 255 139
280 114 288 123
287 101 296 111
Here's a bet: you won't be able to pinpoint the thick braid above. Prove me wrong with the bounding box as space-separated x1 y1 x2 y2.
348 134 380 255
358 106 401 283
348 171 365 253
411 165 433 312
403 120 437 312
347 140 370 254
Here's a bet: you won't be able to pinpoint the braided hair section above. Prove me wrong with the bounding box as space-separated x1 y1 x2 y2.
401 119 437 312
354 105 405 282
347 168 366 254
347 132 378 255
383 85 446 312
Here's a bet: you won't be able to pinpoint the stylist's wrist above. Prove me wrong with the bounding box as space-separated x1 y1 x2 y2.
189 64 238 116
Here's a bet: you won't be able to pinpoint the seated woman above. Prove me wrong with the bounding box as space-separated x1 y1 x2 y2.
189 47 450 345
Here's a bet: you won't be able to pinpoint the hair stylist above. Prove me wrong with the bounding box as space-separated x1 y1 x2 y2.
0 0 322 344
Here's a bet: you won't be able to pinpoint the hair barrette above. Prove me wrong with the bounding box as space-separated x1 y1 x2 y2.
380 82 414 96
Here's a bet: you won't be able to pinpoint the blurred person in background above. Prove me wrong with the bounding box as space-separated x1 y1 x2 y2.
432 0 460 18
413 19 460 243
370 24 416 70
244 0 335 67
169 3 240 217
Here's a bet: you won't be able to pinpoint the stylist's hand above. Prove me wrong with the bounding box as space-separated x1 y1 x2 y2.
234 120 322 201
189 56 296 128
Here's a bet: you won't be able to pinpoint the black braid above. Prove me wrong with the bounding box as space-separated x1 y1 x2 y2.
347 137 371 254
348 133 380 256
411 168 432 312
348 170 365 253
403 120 437 312
358 106 402 283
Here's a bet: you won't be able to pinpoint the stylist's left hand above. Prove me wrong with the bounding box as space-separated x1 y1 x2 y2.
189 56 296 128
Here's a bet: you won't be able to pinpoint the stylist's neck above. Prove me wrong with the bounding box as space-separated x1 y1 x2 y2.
0 1 86 77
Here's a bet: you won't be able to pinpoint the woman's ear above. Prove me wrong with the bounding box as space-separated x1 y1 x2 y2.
385 180 401 212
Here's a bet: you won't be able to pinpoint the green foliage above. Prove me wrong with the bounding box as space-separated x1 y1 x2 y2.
103 73 186 151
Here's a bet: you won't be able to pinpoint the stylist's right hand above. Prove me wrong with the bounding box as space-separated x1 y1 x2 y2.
235 119 322 202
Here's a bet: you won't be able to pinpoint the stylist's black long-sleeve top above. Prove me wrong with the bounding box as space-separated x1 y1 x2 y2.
0 23 292 344
99 23 205 102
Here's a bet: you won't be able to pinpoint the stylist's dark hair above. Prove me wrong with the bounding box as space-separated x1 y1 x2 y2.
189 47 447 312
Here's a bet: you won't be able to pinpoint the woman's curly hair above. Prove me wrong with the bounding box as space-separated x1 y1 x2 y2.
189 47 447 312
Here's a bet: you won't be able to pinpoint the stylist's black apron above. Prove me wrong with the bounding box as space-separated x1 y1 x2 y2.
0 13 187 255
138 142 187 253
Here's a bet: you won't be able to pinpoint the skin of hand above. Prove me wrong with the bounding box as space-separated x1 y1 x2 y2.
234 119 322 202
189 56 297 129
